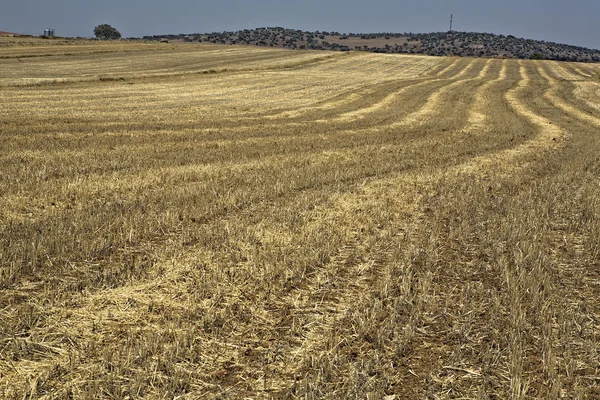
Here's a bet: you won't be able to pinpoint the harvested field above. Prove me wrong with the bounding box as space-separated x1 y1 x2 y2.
1 41 600 399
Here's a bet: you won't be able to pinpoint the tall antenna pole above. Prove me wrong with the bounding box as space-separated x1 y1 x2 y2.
450 14 453 32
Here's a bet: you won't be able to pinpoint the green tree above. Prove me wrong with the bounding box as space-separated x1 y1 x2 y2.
529 52 545 60
94 24 121 40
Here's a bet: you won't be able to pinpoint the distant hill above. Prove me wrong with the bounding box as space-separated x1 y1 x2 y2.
143 27 600 63
0 30 21 36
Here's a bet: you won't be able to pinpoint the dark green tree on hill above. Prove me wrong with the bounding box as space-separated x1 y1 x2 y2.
94 24 121 40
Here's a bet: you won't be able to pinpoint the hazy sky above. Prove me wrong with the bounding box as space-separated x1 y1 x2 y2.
2 0 599 49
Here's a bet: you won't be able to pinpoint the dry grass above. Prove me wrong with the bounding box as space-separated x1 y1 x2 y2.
0 40 343 87
1 40 600 399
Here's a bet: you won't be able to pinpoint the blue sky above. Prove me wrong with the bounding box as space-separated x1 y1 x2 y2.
3 0 599 49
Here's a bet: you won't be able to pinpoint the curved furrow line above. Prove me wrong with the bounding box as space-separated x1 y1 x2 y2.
446 58 481 79
2 113 474 223
319 59 476 123
570 64 594 78
5 70 369 121
573 82 600 112
7 100 480 213
453 61 564 176
537 64 600 128
239 74 411 120
259 58 463 122
4 75 540 201
325 79 450 123
467 60 508 130
264 80 415 120
564 66 600 112
540 62 600 114
261 58 457 121
391 59 491 128
239 59 460 123
545 61 587 82
428 57 461 77
10 74 536 186
586 63 600 77
544 61 573 80
5 86 486 159
552 62 588 80
6 79 415 130
7 74 501 146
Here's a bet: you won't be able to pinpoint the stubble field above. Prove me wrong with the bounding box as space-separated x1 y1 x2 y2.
1 39 600 399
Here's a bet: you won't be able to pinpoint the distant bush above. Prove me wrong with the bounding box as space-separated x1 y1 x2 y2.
530 52 545 60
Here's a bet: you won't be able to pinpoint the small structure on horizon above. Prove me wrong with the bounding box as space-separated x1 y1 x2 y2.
43 29 55 37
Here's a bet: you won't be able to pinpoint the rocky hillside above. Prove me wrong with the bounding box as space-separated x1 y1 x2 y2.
143 27 600 62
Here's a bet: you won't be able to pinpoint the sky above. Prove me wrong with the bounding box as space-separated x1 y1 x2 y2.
2 0 599 50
